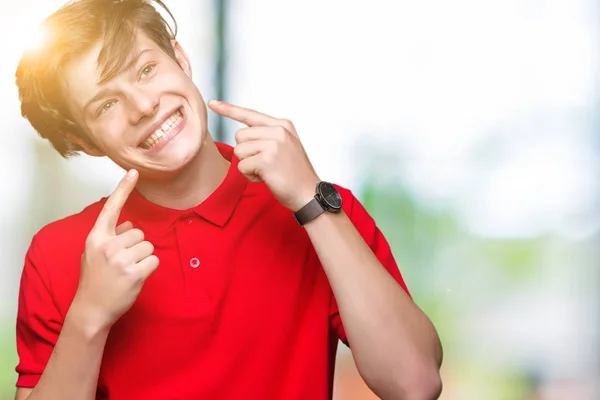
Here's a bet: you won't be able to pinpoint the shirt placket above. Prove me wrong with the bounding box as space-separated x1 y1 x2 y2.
175 215 209 302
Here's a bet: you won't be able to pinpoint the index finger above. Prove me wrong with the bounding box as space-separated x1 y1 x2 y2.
208 100 278 127
94 169 139 234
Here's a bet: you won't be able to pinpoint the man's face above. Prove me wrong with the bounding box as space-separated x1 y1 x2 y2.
62 31 207 178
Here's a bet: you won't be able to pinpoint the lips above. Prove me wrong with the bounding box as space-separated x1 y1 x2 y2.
139 108 184 150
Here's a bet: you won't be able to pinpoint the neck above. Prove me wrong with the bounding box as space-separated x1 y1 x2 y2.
134 135 230 210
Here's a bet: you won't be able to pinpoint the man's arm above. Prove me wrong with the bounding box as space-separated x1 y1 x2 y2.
14 388 32 400
15 170 158 399
15 305 110 400
306 208 443 400
208 100 442 400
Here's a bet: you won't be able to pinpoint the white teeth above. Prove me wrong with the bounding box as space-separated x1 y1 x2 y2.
141 109 183 149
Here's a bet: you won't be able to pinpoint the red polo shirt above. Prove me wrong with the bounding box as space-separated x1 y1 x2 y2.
15 143 410 399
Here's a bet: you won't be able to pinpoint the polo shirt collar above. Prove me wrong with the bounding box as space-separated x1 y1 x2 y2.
124 142 248 233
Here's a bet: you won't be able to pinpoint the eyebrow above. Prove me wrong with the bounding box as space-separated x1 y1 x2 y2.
83 48 154 113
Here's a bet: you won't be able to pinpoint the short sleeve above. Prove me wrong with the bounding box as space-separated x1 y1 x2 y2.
330 190 411 346
15 235 63 388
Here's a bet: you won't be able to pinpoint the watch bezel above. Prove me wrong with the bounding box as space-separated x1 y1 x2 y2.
316 181 342 211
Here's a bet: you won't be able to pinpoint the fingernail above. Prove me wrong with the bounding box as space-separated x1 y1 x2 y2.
209 100 221 106
127 169 137 178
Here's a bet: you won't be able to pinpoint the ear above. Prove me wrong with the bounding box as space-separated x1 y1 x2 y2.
65 132 106 157
171 39 192 79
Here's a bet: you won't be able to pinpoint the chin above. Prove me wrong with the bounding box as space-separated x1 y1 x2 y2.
164 138 204 172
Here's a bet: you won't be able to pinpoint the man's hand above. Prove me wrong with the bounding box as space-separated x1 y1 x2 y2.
72 169 159 332
208 100 320 212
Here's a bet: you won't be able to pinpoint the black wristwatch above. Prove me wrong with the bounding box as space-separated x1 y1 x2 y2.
293 181 343 226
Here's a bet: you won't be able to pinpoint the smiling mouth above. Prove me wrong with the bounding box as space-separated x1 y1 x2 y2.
139 108 184 150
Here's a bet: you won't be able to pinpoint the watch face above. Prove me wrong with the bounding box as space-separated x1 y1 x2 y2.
318 182 342 210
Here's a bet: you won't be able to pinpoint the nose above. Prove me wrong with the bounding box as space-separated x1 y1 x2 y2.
127 86 159 124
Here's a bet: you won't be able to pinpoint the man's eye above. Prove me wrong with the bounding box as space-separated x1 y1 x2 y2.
141 64 156 77
99 101 116 114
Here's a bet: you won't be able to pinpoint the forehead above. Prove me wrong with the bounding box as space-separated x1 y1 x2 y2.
61 32 160 110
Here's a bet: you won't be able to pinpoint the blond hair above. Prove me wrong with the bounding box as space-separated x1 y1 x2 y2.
16 0 179 157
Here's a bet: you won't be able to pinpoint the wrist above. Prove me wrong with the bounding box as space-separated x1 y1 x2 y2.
293 181 343 226
66 298 113 339
291 177 320 212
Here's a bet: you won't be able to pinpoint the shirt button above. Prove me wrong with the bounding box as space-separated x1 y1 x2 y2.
190 257 200 268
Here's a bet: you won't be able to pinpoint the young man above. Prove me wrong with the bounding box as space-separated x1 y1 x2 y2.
14 0 443 399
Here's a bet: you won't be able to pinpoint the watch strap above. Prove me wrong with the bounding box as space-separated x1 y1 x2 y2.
293 197 325 226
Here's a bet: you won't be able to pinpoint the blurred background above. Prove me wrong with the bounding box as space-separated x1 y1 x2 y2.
1 0 599 399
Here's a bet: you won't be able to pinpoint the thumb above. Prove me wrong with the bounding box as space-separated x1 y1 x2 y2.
115 221 133 235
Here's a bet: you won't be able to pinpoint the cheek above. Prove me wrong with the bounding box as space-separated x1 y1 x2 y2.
162 68 197 95
89 114 129 151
